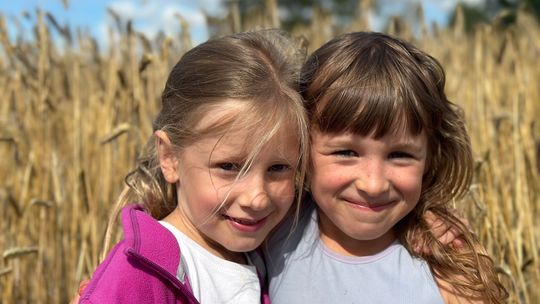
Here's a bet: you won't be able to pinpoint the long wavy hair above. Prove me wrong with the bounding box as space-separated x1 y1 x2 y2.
300 31 507 303
102 29 309 259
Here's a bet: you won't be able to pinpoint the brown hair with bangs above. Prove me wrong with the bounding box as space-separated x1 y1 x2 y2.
101 29 309 259
301 32 507 303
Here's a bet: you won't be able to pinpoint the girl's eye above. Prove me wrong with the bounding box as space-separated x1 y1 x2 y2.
268 164 291 172
332 150 358 157
218 163 241 171
389 151 413 159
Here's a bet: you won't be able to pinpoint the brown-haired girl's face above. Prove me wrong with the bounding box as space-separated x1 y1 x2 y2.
164 100 300 257
309 128 427 256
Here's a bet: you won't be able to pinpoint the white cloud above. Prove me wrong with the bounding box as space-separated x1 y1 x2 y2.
96 0 211 49
435 0 485 12
368 10 387 31
109 0 158 20
196 0 225 15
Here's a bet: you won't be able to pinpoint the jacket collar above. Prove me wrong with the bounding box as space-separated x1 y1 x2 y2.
121 204 180 276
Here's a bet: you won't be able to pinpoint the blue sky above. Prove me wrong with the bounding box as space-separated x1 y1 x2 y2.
0 0 485 47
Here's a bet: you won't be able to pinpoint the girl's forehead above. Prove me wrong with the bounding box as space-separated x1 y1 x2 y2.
189 129 299 165
194 100 247 131
188 97 303 162
217 125 299 151
192 116 299 159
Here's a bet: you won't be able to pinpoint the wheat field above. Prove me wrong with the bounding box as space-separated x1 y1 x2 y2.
0 2 538 303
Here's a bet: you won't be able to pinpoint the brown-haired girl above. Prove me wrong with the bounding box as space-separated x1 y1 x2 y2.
267 32 508 303
79 29 309 303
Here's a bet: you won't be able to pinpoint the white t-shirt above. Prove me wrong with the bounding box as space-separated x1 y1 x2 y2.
160 221 261 304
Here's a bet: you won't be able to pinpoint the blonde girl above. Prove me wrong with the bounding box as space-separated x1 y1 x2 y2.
79 29 309 304
267 32 508 303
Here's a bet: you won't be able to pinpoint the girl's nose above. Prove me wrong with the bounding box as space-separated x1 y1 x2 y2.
354 164 390 197
235 175 270 211
354 175 390 197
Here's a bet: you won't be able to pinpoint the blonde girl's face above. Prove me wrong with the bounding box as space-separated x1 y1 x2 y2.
159 101 299 261
309 129 427 256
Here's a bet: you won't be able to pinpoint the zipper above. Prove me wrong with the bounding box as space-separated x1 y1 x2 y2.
125 248 200 304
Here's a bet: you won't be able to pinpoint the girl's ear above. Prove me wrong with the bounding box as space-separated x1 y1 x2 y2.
155 130 180 183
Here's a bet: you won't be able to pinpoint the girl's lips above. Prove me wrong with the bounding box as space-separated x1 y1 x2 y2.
343 199 397 212
223 215 267 232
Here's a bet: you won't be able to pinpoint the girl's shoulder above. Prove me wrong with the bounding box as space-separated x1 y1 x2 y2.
80 204 198 303
79 239 150 303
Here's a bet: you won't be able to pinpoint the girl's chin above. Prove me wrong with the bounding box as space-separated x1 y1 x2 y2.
222 239 264 253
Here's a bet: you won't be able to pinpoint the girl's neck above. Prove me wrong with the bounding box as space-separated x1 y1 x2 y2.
163 208 247 264
317 210 397 257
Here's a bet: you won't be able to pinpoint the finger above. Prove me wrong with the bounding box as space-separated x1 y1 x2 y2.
424 210 436 223
437 226 461 245
451 238 465 249
429 218 449 238
78 279 90 295
424 211 451 238
421 246 432 255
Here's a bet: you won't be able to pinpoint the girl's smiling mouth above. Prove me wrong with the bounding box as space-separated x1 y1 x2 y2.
343 199 397 212
223 214 268 232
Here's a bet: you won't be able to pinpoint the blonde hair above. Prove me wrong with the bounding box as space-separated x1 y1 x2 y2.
102 29 309 258
301 31 507 302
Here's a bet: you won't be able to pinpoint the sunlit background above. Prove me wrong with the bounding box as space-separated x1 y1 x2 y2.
1 0 539 303
0 0 501 46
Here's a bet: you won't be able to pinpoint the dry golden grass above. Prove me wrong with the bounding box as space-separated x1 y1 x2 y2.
0 3 538 303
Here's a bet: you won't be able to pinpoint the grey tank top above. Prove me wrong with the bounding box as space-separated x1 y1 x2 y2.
265 200 444 304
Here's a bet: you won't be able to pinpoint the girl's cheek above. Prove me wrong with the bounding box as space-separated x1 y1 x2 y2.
322 163 350 181
267 179 295 200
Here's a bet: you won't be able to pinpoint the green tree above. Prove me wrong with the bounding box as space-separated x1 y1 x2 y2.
236 0 359 30
449 4 491 32
452 0 540 31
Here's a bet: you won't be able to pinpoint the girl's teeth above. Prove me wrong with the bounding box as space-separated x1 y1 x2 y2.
225 215 257 225
234 218 255 225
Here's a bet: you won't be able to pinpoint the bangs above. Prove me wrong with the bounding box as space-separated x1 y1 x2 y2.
192 94 306 169
203 96 302 146
312 62 430 138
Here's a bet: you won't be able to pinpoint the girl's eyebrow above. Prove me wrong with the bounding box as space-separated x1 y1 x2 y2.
316 133 355 145
390 138 426 154
208 151 247 163
317 133 426 152
210 145 298 164
274 155 297 165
